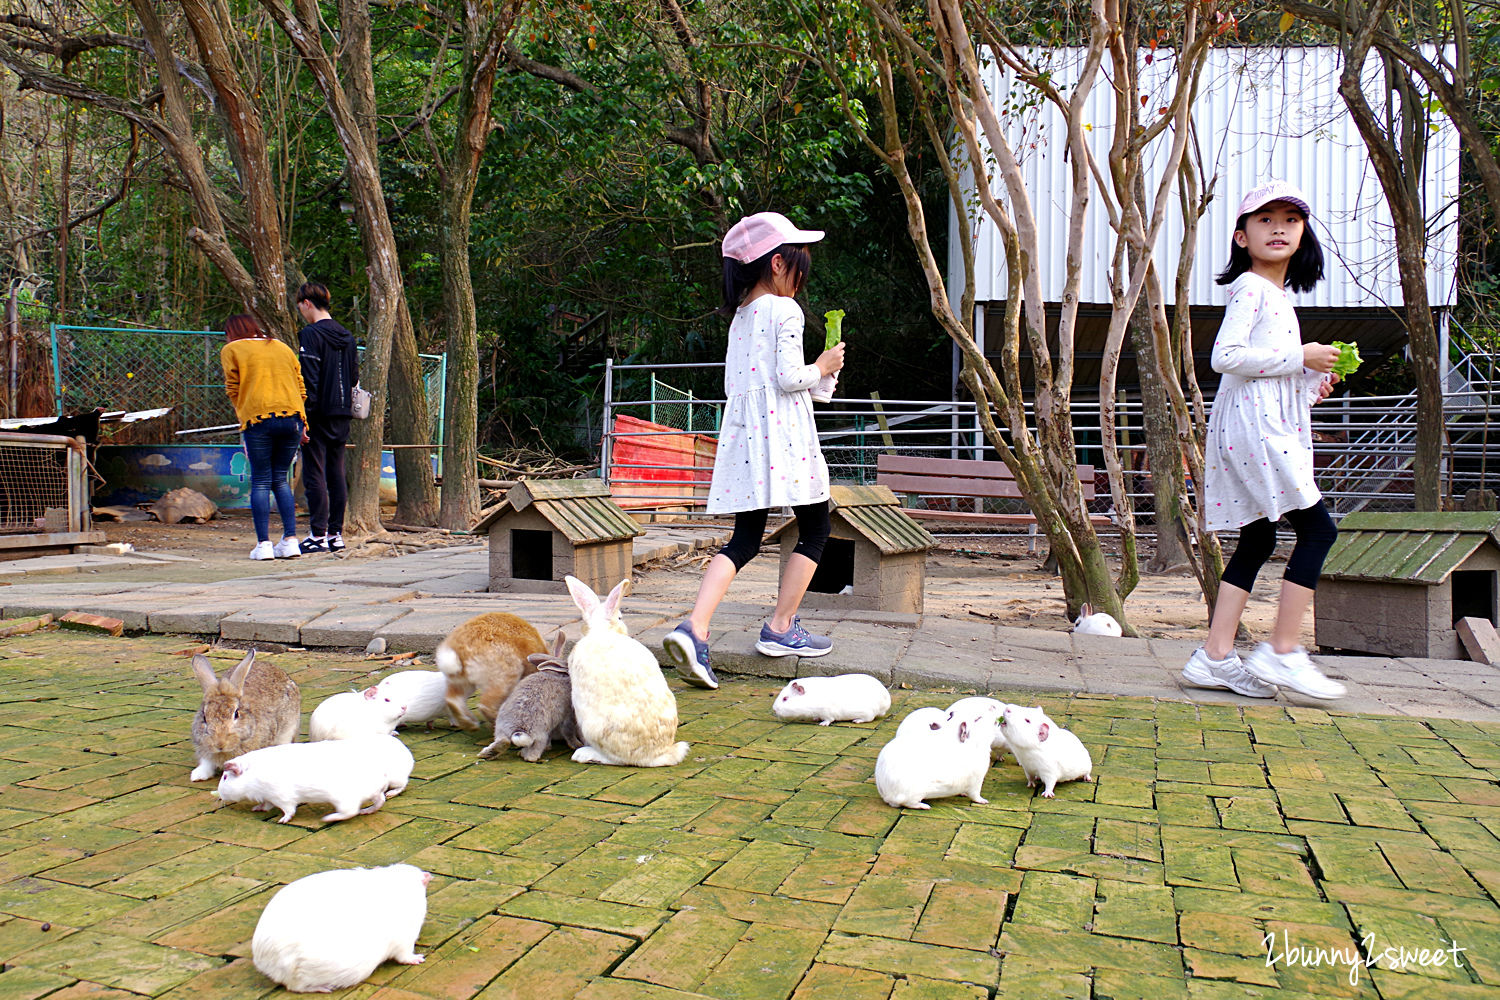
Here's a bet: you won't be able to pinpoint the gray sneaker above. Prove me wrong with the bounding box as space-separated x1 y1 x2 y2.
1181 647 1277 698
755 616 832 658
1244 643 1346 700
663 621 718 689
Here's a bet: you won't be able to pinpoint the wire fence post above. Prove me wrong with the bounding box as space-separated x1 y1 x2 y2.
601 357 614 484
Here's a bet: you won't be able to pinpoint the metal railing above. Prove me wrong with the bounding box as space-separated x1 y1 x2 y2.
601 357 1500 520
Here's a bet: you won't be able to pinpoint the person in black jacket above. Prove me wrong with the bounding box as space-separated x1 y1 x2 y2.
295 281 358 552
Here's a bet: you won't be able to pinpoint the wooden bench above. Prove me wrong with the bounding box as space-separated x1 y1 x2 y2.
874 454 1112 545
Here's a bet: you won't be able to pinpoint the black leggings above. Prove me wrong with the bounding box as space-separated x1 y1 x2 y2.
719 502 831 570
1221 502 1338 592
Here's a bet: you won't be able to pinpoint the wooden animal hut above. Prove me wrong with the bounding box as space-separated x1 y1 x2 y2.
766 485 936 615
475 479 641 595
1315 512 1500 659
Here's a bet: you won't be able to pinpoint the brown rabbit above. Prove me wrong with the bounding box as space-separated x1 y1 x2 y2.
433 612 546 730
479 631 584 762
190 649 300 781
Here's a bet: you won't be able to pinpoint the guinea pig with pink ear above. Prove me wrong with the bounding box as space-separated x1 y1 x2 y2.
874 700 1000 809
946 696 1016 760
308 687 406 742
1000 704 1093 798
215 734 414 823
772 674 891 725
252 863 431 993
894 706 948 740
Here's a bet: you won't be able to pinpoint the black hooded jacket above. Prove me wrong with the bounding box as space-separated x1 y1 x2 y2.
297 319 358 418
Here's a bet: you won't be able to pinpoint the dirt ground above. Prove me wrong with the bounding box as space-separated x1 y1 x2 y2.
97 512 1302 644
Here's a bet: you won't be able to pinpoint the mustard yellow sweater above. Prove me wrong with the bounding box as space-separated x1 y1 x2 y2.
221 338 307 429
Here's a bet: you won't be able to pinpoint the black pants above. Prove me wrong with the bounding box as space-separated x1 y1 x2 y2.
302 414 352 537
1221 501 1338 592
720 502 832 570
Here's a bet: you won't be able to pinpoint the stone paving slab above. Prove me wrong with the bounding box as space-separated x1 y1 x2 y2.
2 633 1500 998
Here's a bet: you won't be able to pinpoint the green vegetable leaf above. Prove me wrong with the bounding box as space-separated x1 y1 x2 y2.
1331 340 1363 377
824 309 845 352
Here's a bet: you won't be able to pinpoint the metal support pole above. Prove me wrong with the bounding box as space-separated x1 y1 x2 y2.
436 351 448 479
601 357 614 484
50 323 63 417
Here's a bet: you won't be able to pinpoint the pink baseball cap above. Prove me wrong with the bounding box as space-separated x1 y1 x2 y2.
722 211 825 263
1237 180 1311 219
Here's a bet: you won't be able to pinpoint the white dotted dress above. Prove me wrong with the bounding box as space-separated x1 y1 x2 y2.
707 294 830 514
1203 272 1329 533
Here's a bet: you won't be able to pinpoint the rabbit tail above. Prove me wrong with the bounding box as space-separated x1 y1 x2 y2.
510 731 534 748
434 645 461 678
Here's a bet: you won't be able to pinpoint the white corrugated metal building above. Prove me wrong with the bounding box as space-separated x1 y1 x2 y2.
947 45 1461 396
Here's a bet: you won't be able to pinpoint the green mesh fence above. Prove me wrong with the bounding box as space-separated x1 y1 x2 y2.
51 325 445 443
648 375 720 432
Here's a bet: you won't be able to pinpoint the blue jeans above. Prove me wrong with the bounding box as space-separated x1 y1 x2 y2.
242 415 302 543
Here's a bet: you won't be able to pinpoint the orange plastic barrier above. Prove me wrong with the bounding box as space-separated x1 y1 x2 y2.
607 413 716 510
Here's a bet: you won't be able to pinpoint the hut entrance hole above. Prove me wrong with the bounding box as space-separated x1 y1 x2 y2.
1452 570 1497 625
808 538 856 594
511 529 553 581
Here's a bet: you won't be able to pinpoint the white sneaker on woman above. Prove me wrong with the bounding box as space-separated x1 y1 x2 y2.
249 541 275 560
272 536 302 559
1181 647 1277 698
1244 643 1346 700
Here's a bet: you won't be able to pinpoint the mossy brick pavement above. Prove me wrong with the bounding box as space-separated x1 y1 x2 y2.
2 634 1499 999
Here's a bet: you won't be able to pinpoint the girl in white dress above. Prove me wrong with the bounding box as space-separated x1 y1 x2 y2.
1180 181 1347 701
661 212 846 689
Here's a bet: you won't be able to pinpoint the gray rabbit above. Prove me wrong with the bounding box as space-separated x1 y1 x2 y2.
478 631 584 762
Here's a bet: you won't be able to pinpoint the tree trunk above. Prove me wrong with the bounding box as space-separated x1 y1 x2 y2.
439 189 481 530
1131 278 1191 572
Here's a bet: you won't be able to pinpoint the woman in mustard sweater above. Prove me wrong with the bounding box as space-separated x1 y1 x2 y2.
221 314 307 560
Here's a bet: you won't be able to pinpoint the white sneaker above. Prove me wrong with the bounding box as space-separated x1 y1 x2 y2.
1244 643 1346 700
249 541 275 560
272 536 302 559
1181 647 1277 698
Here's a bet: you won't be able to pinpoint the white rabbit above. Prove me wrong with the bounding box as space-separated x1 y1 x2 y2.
1001 704 1093 798
1072 602 1123 637
874 699 1002 809
252 863 430 993
894 706 949 740
308 687 406 742
565 576 689 767
772 674 891 725
215 734 414 823
947 696 1020 761
374 670 450 727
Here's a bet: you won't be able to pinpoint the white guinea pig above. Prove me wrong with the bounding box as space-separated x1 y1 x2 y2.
1072 603 1123 637
308 687 406 742
215 734 414 823
946 696 1016 760
252 863 430 993
772 674 891 726
874 699 1002 809
1000 704 1093 798
374 670 450 727
894 706 949 740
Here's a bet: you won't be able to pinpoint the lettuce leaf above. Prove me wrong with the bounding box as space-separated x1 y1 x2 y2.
1330 340 1362 377
824 309 845 352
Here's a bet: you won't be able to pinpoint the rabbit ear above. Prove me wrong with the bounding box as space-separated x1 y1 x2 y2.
225 649 256 692
565 576 600 618
601 579 628 618
550 631 566 657
526 653 550 667
1080 603 1093 618
191 654 219 694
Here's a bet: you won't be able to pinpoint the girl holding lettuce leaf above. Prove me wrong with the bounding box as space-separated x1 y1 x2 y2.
661 212 846 690
1181 181 1356 702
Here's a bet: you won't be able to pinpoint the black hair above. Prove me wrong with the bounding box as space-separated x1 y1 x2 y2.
1215 209 1325 293
718 243 812 318
296 280 332 310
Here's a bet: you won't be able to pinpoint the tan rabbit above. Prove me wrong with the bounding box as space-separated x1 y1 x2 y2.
190 649 300 781
434 612 546 730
